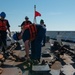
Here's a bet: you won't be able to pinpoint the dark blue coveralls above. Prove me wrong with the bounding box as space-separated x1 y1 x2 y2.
22 25 46 61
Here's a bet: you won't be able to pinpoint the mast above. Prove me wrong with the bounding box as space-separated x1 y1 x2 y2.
34 5 36 24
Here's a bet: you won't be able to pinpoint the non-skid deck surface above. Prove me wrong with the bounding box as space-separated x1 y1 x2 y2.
29 43 75 75
0 67 22 75
1 43 75 75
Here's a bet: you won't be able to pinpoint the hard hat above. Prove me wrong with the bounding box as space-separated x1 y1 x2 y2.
13 32 19 41
0 12 6 18
25 16 29 19
40 19 44 23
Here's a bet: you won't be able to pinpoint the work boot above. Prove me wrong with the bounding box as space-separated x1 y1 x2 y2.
41 60 46 65
33 60 39 65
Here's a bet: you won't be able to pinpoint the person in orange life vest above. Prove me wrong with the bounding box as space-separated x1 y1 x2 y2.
40 19 46 47
19 24 46 61
20 16 32 48
0 12 11 53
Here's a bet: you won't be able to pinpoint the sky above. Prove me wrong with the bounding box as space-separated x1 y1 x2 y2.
0 0 75 31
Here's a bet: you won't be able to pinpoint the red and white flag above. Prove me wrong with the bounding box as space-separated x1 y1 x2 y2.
35 11 41 17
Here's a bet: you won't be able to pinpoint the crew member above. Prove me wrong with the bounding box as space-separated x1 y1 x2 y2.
0 12 11 53
40 19 46 46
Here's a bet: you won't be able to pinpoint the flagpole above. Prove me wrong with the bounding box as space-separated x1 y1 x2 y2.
34 5 36 24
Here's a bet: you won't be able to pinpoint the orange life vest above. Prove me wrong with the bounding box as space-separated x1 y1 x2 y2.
24 21 31 26
23 24 37 41
0 20 7 31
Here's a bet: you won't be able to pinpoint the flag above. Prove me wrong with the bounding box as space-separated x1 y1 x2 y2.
35 11 41 17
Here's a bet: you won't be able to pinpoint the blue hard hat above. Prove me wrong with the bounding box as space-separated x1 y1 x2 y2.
0 12 6 18
13 33 19 41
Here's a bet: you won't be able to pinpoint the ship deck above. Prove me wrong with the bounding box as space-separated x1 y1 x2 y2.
0 42 75 75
